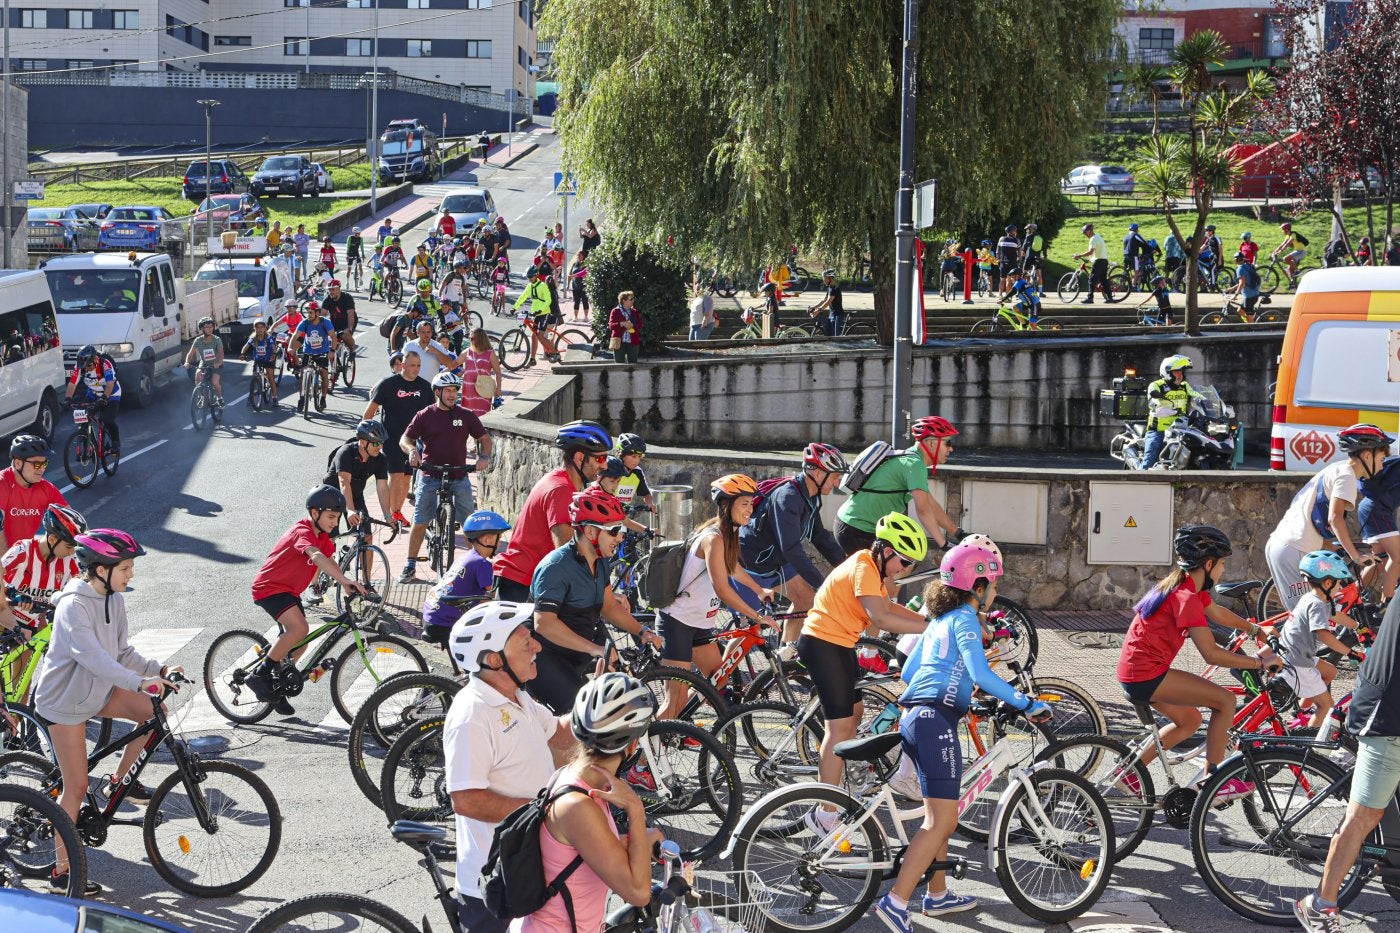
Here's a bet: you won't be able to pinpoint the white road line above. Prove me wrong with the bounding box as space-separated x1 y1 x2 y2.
312 649 421 733
174 622 282 734
180 392 250 431
128 628 201 664
57 439 168 495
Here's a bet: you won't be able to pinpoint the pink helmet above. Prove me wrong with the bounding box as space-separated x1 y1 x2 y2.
74 529 146 568
939 542 1003 591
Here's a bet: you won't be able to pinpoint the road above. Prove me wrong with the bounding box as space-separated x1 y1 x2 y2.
9 132 1398 933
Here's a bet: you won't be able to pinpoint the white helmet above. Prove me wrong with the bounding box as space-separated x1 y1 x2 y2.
431 371 462 390
449 601 533 673
960 533 1003 566
571 672 657 753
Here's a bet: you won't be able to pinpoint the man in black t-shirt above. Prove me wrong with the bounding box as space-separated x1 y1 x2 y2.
323 420 391 526
321 280 358 354
364 351 433 529
807 269 847 336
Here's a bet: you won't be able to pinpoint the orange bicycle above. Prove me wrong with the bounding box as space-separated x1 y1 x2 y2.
496 313 597 371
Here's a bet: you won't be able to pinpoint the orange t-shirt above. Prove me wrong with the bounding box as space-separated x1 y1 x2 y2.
801 550 888 648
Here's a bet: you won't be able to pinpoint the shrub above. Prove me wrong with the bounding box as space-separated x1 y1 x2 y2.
583 238 688 352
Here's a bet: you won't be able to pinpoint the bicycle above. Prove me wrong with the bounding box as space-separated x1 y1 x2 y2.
187 361 223 431
62 401 119 489
202 592 428 726
346 670 463 807
971 299 1062 333
330 338 356 389
382 266 404 308
489 279 508 315
294 357 328 419
941 266 961 302
776 316 877 340
497 315 597 372
1200 296 1286 327
725 700 1115 930
309 517 397 625
1056 259 1125 304
730 308 769 340
0 782 89 898
421 463 476 576
1259 254 1319 295
1168 256 1235 293
0 673 282 897
247 353 278 411
347 255 363 290
975 265 993 298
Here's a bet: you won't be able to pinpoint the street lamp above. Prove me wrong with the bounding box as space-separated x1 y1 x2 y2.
197 99 220 249
890 0 919 445
369 0 380 212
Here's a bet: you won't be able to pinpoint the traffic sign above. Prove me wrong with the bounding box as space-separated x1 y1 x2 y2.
552 172 578 197
13 181 44 201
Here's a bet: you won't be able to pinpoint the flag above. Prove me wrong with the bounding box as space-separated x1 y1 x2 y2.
913 238 927 345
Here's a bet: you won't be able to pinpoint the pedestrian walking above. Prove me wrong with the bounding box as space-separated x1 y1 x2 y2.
1073 223 1110 303
456 328 502 417
688 283 717 341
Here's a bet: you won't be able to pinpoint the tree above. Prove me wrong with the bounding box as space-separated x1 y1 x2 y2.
1131 30 1272 334
542 0 1118 343
1123 62 1172 134
582 238 688 353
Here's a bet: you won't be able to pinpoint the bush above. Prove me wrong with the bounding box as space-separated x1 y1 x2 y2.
582 238 688 352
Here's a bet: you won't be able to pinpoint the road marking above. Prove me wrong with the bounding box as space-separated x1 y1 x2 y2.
313 649 422 733
57 439 168 495
181 392 250 431
174 623 281 734
128 628 201 664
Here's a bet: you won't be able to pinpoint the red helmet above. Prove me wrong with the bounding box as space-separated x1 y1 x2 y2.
911 416 959 441
328 279 341 288
802 442 849 473
569 487 627 527
1339 423 1395 454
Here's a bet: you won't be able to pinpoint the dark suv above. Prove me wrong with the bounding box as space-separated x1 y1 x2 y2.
182 159 248 200
250 155 318 199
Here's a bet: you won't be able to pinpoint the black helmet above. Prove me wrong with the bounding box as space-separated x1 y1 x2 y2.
760 281 777 295
9 434 51 461
41 505 88 545
601 456 628 479
616 433 646 455
1338 423 1395 455
75 345 98 367
1173 525 1232 570
305 485 346 513
356 419 389 444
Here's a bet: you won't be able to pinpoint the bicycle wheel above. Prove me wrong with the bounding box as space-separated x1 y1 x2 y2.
249 371 267 410
1191 747 1365 924
739 659 813 708
625 719 742 863
246 892 418 933
775 326 812 340
713 701 821 805
1213 268 1238 291
0 783 87 897
1255 577 1284 623
313 369 327 412
1200 310 1228 327
970 318 1001 334
1029 675 1107 742
843 321 876 338
202 628 275 725
144 759 281 897
63 428 98 489
191 385 211 431
1 703 53 758
347 672 461 807
977 273 990 298
465 308 485 333
1036 734 1155 860
636 665 729 730
497 327 532 371
1260 264 1282 295
993 767 1114 923
339 347 356 388
730 782 887 933
299 368 313 421
1057 271 1082 303
1257 308 1287 324
1032 317 1063 331
330 632 429 726
989 595 1039 671
380 718 449 823
956 712 1054 842
337 546 390 624
1108 271 1132 297
387 278 403 308
555 327 595 357
350 261 363 290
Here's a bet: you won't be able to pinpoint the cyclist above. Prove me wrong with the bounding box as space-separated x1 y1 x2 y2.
421 511 512 650
323 418 392 544
241 320 280 405
434 207 456 240
1139 355 1203 470
345 226 365 276
514 265 559 365
1135 274 1173 326
834 415 961 555
399 372 493 583
288 301 338 412
321 278 358 357
183 316 225 408
0 504 85 640
802 512 930 831
1225 250 1263 315
318 236 337 277
1271 221 1308 284
526 488 662 714
1358 437 1400 599
370 236 406 301
0 435 68 555
411 243 435 284
438 260 471 348
1238 230 1258 264
63 344 122 456
974 240 997 291
1279 551 1362 731
656 475 773 720
999 269 1043 325
612 433 655 514
496 421 613 602
246 486 368 712
364 351 434 530
376 218 394 247
877 542 1047 927
1265 423 1389 610
1116 526 1277 788
808 269 846 336
938 239 962 295
1072 222 1110 303
490 216 512 268
1020 221 1045 287
443 601 574 933
739 442 849 647
593 458 651 535
489 257 510 311
1123 222 1150 289
33 528 178 894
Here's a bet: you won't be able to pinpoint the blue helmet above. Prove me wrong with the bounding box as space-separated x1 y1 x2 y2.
1129 223 1140 231
461 510 511 539
1298 550 1353 584
555 420 612 454
601 456 628 479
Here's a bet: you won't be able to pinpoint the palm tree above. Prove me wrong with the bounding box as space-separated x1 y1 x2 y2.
1124 62 1171 133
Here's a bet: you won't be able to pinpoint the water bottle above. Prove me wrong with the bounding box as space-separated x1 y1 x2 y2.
308 659 335 684
871 701 901 734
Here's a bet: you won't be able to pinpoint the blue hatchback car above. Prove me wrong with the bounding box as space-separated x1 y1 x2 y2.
0 887 194 932
97 205 181 250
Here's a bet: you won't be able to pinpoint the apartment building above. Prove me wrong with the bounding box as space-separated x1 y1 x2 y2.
1116 0 1290 67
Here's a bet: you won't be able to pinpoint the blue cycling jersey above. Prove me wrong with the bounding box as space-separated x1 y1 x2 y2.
900 604 1030 714
244 335 277 362
294 319 335 356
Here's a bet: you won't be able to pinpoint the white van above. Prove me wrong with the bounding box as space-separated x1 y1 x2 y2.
193 255 293 347
0 270 65 440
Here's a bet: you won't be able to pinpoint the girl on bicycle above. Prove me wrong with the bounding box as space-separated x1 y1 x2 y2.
877 542 1047 929
1116 525 1278 794
33 529 180 894
656 475 773 720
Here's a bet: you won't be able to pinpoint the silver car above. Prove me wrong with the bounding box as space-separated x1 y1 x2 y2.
1061 164 1136 195
438 188 497 231
27 206 101 252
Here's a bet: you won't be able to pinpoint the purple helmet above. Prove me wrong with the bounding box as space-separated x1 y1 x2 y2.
938 543 1003 591
74 529 146 568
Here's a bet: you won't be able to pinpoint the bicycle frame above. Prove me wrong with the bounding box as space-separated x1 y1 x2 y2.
0 625 51 703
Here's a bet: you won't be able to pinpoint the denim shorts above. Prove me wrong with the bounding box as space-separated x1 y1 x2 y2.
1352 735 1400 809
412 470 477 527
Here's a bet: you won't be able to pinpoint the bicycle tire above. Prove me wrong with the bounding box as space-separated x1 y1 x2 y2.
313 369 326 412
970 318 1000 334
249 371 267 410
1257 308 1287 324
246 891 418 933
191 385 211 431
339 348 356 388
1200 310 1228 327
98 425 119 476
379 717 449 823
635 665 729 729
1108 272 1132 297
977 274 991 298
144 759 282 897
713 275 738 299
626 719 742 862
497 328 532 372
1260 264 1282 295
465 309 485 333
387 278 403 308
774 325 810 340
1028 675 1107 742
330 632 429 726
1190 747 1367 924
555 327 595 357
63 428 98 489
844 321 876 338
0 782 87 897
1057 271 1082 303
988 595 1039 671
1255 577 1283 624
993 767 1114 923
336 546 390 626
202 628 275 725
1033 317 1063 331
347 671 460 807
956 712 1054 842
730 782 887 933
713 701 820 805
1214 268 1238 291
1036 734 1154 861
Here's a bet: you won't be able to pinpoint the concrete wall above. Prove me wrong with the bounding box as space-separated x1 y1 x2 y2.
4 83 27 269
567 332 1283 452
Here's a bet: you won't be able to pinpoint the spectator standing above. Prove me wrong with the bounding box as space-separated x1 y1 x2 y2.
568 252 590 321
995 226 1020 299
456 328 502 417
1020 222 1045 288
609 292 643 364
1239 231 1259 265
267 221 283 251
363 352 434 529
579 219 601 255
1164 232 1184 279
1386 234 1400 266
688 283 717 341
1123 223 1150 289
1073 223 1110 303
292 224 312 285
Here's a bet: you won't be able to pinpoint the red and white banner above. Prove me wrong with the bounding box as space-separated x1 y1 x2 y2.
912 239 927 345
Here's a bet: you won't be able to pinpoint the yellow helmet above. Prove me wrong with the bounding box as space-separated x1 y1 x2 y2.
874 512 928 562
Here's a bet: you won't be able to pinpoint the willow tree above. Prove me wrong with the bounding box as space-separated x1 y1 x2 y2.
543 0 1117 342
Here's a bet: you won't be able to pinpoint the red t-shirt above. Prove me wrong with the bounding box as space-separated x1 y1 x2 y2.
0 468 67 547
3 538 78 629
251 518 334 600
1116 577 1213 683
494 467 578 587
1239 241 1259 264
438 215 456 238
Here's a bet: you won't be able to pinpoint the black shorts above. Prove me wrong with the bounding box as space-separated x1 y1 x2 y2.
525 643 594 714
421 624 451 650
255 593 303 622
304 354 330 370
1119 672 1167 704
383 443 411 475
252 359 276 371
495 577 531 603
834 519 877 557
657 614 717 664
797 634 859 720
1023 254 1043 270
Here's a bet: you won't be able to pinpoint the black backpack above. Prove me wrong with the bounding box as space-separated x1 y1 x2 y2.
322 438 360 487
1293 231 1310 247
638 533 702 609
481 780 590 923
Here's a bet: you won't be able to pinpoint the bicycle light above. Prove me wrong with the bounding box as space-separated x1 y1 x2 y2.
1080 858 1096 880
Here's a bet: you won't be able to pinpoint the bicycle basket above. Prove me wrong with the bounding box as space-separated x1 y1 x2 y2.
683 869 776 933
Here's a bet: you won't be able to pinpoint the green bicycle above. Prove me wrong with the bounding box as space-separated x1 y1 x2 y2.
201 594 428 726
970 300 1062 334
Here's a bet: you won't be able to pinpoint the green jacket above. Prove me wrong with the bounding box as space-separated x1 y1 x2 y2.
513 279 552 316
1146 377 1202 431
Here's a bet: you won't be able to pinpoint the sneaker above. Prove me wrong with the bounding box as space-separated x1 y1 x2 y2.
857 651 890 675
803 805 839 838
888 771 923 802
109 777 153 803
872 894 913 933
623 762 657 792
1214 776 1256 803
922 891 979 916
391 511 409 530
398 563 421 584
243 664 277 703
273 698 296 716
49 871 101 896
1080 298 1095 304
1293 894 1343 933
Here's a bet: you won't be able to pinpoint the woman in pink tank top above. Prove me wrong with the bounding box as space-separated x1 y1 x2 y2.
515 673 662 933
458 328 502 416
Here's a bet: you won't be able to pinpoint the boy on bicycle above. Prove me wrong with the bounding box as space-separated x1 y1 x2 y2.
999 269 1042 325
370 237 406 300
1226 251 1263 314
975 240 997 290
0 504 85 641
1278 551 1363 731
183 316 225 407
513 266 559 364
1135 275 1173 326
241 320 280 405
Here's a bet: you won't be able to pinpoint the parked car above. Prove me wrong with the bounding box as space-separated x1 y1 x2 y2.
0 887 195 932
250 155 317 199
438 188 497 230
191 192 266 235
26 206 101 252
312 162 335 193
1061 164 1136 195
68 201 112 221
182 158 249 200
97 205 182 249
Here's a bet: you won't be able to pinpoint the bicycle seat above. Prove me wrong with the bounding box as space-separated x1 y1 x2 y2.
1130 701 1156 728
834 732 902 763
1216 580 1263 601
390 820 447 845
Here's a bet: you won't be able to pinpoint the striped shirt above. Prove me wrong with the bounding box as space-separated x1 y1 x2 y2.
3 538 78 630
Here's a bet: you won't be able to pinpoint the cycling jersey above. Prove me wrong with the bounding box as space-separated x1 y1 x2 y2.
346 235 364 261
294 319 336 357
530 540 607 646
0 469 67 548
1272 460 1356 552
411 254 434 281
739 475 845 588
1007 280 1042 307
251 518 334 600
3 537 78 630
614 467 651 507
380 247 405 269
802 550 888 649
322 293 357 331
422 548 492 633
996 236 1020 267
900 604 1031 714
69 358 122 401
243 335 278 365
1116 577 1212 683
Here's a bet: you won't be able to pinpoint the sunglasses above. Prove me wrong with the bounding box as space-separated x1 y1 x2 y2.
596 525 626 537
23 459 49 469
887 552 915 569
365 440 384 448
591 454 609 464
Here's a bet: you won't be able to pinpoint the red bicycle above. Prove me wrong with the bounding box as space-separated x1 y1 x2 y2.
63 400 120 488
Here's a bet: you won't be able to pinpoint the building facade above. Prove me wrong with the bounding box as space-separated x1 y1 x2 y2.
1116 0 1289 66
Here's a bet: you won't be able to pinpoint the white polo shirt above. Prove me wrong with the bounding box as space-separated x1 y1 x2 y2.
444 677 559 898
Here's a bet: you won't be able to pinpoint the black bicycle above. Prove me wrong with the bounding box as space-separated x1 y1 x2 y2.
188 361 223 431
0 782 88 898
421 463 476 576
0 673 281 897
63 400 119 489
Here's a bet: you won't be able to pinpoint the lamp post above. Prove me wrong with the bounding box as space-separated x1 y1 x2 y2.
197 99 220 250
890 0 919 445
368 0 380 212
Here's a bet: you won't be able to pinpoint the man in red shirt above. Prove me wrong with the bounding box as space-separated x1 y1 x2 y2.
494 420 612 602
0 435 68 556
436 208 456 239
245 485 367 713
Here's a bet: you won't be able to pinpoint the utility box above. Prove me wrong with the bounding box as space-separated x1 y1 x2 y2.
1087 481 1173 566
960 480 1048 546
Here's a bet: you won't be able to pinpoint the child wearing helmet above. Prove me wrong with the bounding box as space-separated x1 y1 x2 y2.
1135 274 1173 326
1139 355 1203 469
590 458 650 535
879 541 1044 923
1279 552 1362 732
612 433 655 514
184 316 226 406
0 504 86 635
835 415 961 556
420 511 513 649
1271 221 1307 283
975 240 997 290
800 511 930 834
241 320 280 405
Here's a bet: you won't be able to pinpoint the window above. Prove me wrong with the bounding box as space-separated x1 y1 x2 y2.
519 0 529 22
113 10 138 29
67 10 94 28
407 39 431 57
109 60 137 70
1295 321 1399 411
214 35 251 46
346 0 371 7
284 37 308 55
1138 27 1174 51
283 0 308 6
408 0 430 7
17 59 46 71
18 10 42 27
465 40 491 58
346 38 372 56
466 0 492 8
66 59 94 70
517 46 525 67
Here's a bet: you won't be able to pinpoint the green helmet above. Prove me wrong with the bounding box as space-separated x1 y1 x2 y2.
1159 355 1192 378
417 278 432 291
874 512 929 563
